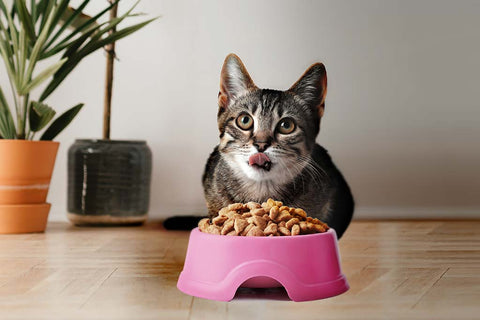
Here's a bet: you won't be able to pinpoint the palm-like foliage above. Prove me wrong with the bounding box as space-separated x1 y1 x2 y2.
0 0 155 140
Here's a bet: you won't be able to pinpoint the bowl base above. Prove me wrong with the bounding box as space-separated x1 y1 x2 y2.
240 276 282 288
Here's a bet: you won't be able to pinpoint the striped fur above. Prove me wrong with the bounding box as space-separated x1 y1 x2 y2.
203 54 354 238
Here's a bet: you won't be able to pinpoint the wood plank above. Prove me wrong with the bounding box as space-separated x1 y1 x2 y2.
0 220 478 320
413 276 480 317
81 275 192 320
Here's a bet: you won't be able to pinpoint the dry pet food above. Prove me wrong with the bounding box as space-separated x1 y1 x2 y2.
198 199 329 236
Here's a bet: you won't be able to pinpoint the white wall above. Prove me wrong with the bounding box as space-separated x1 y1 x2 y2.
1 0 479 221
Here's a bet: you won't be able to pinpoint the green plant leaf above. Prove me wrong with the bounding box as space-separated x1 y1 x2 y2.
0 1 8 16
34 0 48 22
0 84 10 111
38 0 54 33
78 1 144 52
20 58 67 95
40 15 157 101
24 2 58 86
85 18 157 55
1 0 157 139
40 103 83 141
0 33 18 89
49 0 71 35
29 100 56 132
38 26 100 100
30 0 36 21
0 86 16 139
61 23 100 58
4 5 20 87
40 20 103 60
42 0 90 51
14 0 36 41
49 0 119 51
18 24 27 80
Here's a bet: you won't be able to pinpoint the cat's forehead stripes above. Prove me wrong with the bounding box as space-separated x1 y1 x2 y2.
259 90 281 116
250 101 260 115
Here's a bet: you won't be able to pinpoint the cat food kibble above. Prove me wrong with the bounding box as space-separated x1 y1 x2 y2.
198 199 329 236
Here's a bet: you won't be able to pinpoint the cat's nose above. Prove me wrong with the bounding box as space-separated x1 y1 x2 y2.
253 141 271 152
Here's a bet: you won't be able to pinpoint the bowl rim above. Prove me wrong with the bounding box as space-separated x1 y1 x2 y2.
192 227 335 240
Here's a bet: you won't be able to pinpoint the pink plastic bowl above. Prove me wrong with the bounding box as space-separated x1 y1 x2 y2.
177 228 349 302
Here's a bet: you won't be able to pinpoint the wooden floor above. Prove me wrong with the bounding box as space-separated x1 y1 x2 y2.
0 220 478 320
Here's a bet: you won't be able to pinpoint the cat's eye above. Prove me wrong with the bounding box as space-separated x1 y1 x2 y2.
236 114 254 130
277 118 296 134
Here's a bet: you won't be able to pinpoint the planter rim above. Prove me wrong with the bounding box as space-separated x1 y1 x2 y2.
0 203 51 208
74 139 146 144
0 139 59 146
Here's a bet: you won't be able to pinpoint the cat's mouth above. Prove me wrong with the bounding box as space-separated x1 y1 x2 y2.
248 153 272 171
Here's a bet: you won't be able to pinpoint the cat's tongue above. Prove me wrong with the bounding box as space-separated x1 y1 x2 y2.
249 153 271 170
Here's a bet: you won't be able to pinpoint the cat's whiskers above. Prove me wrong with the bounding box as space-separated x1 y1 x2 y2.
301 156 329 181
276 156 297 191
295 155 329 190
273 149 328 190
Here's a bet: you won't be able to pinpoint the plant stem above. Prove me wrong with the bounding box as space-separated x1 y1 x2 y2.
15 92 25 139
15 93 25 139
23 93 30 139
7 77 20 139
103 0 118 140
12 90 29 139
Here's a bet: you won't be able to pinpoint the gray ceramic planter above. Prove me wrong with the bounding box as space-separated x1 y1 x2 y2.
67 139 152 226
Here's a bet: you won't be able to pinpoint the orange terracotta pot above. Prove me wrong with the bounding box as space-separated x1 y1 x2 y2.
0 140 59 205
0 140 58 234
0 203 51 234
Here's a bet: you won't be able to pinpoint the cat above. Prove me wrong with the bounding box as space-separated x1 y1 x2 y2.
164 54 354 238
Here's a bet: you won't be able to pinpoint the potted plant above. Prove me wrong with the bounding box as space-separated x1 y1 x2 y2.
67 0 153 226
0 0 154 233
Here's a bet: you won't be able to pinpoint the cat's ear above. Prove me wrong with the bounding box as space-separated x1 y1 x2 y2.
288 63 327 117
218 54 257 109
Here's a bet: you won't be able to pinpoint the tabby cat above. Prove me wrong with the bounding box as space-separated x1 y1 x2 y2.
164 54 354 238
